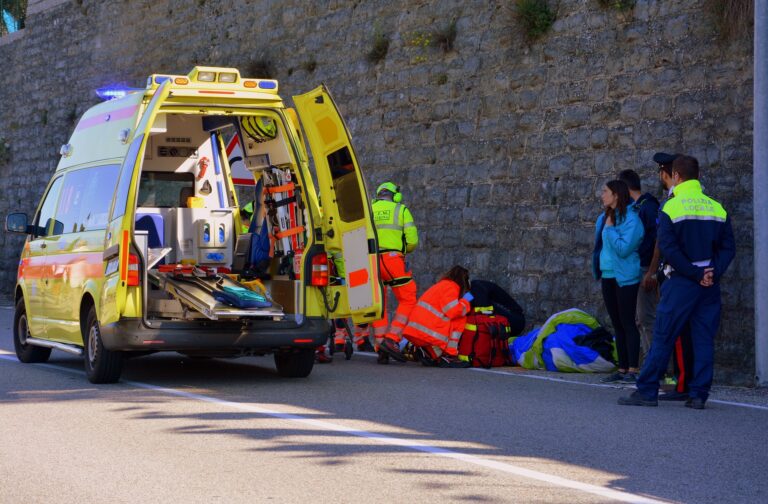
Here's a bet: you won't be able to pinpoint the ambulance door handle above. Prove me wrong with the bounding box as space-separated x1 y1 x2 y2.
40 243 46 249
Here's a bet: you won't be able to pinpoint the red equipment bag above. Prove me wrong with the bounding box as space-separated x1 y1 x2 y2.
458 313 513 368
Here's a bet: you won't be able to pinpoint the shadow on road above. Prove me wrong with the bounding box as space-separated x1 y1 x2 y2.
2 351 766 504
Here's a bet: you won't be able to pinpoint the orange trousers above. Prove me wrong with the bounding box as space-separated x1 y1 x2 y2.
372 252 417 350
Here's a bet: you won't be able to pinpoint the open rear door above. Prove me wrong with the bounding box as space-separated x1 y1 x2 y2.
100 81 171 326
293 85 383 323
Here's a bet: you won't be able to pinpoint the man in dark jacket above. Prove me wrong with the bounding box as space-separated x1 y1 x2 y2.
618 168 660 361
469 280 525 336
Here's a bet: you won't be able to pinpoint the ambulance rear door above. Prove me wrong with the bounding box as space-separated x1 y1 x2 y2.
100 81 171 326
293 85 383 323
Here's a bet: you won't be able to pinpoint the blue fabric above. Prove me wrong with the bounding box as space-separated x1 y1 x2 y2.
135 214 164 248
511 326 539 365
213 285 272 309
541 323 595 371
250 219 271 265
594 204 644 287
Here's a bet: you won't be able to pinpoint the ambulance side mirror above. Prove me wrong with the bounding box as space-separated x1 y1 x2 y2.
5 213 30 234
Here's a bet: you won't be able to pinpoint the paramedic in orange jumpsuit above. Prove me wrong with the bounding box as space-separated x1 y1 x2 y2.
398 265 473 368
371 182 419 364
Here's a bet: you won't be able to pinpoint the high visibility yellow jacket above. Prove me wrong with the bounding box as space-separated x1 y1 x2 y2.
372 199 418 253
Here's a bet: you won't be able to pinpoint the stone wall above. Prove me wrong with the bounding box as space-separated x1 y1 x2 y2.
0 0 754 381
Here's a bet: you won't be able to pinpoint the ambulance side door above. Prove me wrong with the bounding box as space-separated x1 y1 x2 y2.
23 176 64 338
293 86 383 323
100 81 171 326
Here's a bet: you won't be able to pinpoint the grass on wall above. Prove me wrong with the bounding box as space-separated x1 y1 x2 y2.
514 0 557 41
367 28 390 64
706 0 754 41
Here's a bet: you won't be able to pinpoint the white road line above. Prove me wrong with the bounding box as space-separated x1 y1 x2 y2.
357 351 768 411
0 353 663 504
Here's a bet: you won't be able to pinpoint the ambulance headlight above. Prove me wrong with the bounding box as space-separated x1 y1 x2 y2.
197 71 216 82
218 72 237 83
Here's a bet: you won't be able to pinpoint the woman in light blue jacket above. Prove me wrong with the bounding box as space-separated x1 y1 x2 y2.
592 180 644 383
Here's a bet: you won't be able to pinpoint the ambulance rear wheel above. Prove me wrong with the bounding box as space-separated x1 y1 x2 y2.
83 306 123 384
13 298 51 363
274 348 315 378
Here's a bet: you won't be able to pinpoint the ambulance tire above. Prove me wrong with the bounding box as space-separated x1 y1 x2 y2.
83 306 123 384
13 298 52 363
274 348 315 378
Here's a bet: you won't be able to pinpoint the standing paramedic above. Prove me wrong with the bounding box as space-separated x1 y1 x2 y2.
619 155 735 409
371 182 419 364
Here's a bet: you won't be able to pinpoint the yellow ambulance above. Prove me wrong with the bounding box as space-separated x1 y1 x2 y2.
5 66 383 383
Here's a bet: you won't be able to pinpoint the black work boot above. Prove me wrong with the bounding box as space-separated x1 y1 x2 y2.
617 391 658 407
376 351 389 365
685 397 706 409
438 354 471 369
379 338 407 362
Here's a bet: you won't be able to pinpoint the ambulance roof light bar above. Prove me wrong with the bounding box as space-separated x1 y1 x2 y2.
144 67 280 93
95 85 144 101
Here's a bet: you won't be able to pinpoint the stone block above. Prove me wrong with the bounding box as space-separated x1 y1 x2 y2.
548 155 574 177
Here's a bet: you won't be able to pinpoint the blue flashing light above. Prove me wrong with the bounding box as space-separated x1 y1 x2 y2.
258 81 277 90
154 76 171 84
95 85 143 101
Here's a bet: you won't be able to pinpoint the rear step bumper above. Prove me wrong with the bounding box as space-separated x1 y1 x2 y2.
99 316 329 352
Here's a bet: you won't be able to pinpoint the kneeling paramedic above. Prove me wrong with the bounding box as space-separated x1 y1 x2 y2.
390 265 473 368
371 182 419 364
619 155 735 409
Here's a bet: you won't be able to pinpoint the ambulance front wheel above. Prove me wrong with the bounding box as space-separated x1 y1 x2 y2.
274 348 315 378
83 306 124 384
13 298 52 364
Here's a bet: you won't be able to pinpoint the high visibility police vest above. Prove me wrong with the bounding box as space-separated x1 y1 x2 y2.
659 179 732 278
372 199 418 253
663 180 727 224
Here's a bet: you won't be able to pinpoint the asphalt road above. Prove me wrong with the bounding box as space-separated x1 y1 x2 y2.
1 305 766 504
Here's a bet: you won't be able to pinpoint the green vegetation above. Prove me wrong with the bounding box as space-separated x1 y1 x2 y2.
706 0 754 41
597 0 636 11
431 19 457 52
367 28 390 64
515 0 556 41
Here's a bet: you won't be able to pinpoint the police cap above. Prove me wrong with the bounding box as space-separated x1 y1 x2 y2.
652 152 679 166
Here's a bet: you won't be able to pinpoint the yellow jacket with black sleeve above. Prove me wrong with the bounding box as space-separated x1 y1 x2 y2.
658 179 735 283
372 199 418 254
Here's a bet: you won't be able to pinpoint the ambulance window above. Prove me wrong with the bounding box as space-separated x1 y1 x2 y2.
112 135 144 220
137 172 195 208
34 177 63 237
327 146 364 222
55 165 120 234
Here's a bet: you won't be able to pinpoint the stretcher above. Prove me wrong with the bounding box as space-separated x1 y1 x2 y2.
148 265 283 320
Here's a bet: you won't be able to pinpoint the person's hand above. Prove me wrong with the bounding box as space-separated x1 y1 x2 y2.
462 292 474 302
641 270 658 291
700 267 714 287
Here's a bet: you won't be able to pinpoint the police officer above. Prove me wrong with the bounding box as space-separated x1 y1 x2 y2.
619 155 735 409
371 182 419 364
649 153 694 401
